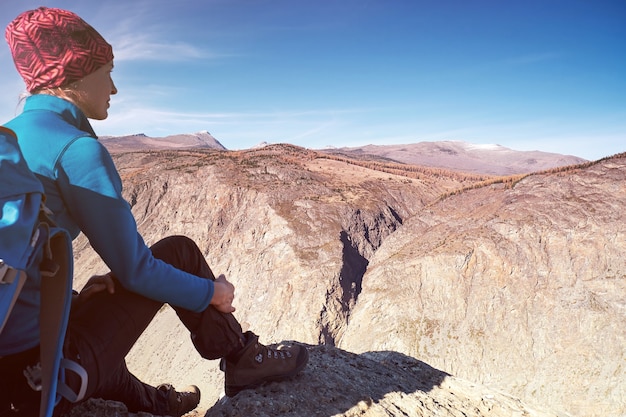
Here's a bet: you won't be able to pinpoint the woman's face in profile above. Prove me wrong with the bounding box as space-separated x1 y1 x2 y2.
72 60 117 120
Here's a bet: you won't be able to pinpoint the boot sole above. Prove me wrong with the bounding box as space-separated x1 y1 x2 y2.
225 346 309 397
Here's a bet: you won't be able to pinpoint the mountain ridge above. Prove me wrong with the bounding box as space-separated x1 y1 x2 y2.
99 132 591 176
321 140 588 175
100 131 226 152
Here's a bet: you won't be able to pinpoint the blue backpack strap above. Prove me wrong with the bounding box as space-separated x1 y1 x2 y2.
39 226 78 417
16 223 86 417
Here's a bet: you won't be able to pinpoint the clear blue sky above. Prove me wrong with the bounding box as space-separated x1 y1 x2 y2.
1 0 624 160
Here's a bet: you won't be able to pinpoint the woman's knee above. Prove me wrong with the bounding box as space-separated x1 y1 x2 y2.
149 235 213 278
150 235 200 257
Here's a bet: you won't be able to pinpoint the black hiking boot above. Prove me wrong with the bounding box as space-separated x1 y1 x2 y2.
158 383 201 417
219 331 309 397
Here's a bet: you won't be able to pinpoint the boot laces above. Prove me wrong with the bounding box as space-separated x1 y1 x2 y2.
255 344 293 363
176 390 196 403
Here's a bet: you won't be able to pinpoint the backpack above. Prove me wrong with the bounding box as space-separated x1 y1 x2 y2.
0 126 83 417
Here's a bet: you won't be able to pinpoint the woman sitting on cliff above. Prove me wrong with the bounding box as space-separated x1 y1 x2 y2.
0 7 308 416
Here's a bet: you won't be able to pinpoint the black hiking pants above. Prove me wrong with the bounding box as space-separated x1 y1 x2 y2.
0 235 245 416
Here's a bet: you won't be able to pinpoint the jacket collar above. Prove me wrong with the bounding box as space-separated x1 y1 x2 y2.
23 94 97 138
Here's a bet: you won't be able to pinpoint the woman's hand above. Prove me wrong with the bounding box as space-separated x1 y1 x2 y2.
74 273 116 308
210 274 236 313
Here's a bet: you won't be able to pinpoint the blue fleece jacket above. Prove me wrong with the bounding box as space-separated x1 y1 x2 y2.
2 95 213 353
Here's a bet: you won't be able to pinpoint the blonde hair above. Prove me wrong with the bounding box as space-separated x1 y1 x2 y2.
37 84 81 101
33 83 88 111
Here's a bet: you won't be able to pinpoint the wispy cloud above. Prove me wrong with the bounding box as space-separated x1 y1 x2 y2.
91 2 223 62
100 105 368 129
111 35 210 62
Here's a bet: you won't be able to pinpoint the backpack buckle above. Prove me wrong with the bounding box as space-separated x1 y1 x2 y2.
0 260 19 285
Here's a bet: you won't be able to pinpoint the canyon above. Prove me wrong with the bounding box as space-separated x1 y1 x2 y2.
70 141 625 416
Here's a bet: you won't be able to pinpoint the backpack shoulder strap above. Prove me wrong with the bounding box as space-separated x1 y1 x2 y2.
38 227 76 417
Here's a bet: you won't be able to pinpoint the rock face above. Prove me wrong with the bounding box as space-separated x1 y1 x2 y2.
206 345 566 417
71 145 625 417
339 157 626 417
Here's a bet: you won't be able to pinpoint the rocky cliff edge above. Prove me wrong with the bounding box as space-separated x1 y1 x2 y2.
66 344 566 417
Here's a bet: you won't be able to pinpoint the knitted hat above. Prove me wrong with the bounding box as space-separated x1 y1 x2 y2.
5 7 113 92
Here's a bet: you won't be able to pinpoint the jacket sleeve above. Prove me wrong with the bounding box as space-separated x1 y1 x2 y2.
56 136 213 312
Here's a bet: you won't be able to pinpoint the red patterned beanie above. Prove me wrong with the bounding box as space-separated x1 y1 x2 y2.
5 7 113 92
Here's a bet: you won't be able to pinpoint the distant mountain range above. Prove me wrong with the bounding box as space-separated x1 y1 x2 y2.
99 131 226 152
100 132 588 176
322 141 588 175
